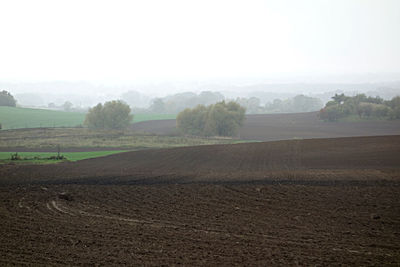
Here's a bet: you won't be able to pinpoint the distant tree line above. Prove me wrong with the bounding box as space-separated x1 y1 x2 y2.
177 101 246 137
319 94 400 121
149 91 225 114
147 92 323 115
231 95 323 114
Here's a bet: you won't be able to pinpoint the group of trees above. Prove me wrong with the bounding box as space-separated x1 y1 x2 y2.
84 100 133 129
177 101 246 137
0 90 17 107
84 99 247 135
319 93 400 121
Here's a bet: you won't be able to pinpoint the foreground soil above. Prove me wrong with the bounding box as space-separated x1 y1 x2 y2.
1 136 399 265
0 184 399 265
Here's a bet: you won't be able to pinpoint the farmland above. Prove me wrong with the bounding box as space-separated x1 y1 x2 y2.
131 111 400 141
0 135 399 265
0 127 236 151
1 111 400 265
0 106 86 129
0 106 176 130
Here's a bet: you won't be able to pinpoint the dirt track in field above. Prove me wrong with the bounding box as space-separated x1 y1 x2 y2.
1 135 400 265
131 112 400 141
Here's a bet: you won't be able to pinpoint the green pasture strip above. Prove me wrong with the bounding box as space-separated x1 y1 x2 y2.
0 150 127 163
0 106 175 129
132 113 176 123
0 106 86 130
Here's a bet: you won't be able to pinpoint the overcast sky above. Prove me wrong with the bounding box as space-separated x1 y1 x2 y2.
1 0 399 84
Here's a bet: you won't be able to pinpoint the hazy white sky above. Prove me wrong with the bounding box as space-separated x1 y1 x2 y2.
0 0 399 84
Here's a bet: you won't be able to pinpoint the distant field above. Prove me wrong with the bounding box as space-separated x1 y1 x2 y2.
0 106 86 129
131 112 400 141
0 151 127 164
0 106 176 130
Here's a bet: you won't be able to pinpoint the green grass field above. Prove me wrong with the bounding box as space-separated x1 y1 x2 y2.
133 113 176 123
0 106 86 129
0 106 176 130
0 151 127 164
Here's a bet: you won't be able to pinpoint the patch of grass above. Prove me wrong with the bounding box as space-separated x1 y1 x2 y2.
0 151 128 164
133 114 176 123
62 151 128 161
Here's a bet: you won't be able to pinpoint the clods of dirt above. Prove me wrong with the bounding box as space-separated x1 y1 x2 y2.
58 192 73 201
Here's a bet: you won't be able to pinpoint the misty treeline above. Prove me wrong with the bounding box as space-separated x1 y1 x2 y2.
0 90 17 107
146 91 225 114
319 94 400 121
235 94 323 114
177 101 246 137
126 91 323 115
4 87 400 121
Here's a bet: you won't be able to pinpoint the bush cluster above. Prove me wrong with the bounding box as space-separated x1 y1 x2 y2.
84 100 133 129
177 101 246 137
319 94 400 121
10 152 21 160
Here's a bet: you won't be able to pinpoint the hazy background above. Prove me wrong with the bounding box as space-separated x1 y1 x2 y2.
0 0 399 108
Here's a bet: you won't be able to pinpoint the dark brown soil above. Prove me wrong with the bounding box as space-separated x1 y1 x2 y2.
1 135 400 265
131 118 179 135
131 112 400 141
0 184 399 265
1 135 399 185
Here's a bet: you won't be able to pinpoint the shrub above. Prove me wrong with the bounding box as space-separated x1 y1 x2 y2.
84 100 133 129
177 101 246 137
10 153 21 160
319 105 344 121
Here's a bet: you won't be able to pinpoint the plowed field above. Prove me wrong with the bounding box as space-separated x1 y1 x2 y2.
1 136 400 265
131 112 400 141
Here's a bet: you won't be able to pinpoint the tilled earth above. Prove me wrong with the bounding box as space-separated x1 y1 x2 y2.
1 136 400 265
130 112 400 141
1 183 399 266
